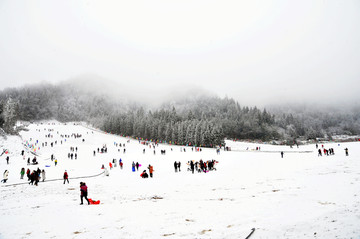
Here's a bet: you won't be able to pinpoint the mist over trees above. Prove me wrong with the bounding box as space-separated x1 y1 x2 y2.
0 83 359 146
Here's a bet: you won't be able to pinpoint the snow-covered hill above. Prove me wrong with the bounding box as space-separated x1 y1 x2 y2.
0 121 359 239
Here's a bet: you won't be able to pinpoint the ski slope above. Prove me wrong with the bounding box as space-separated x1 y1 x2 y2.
0 121 359 239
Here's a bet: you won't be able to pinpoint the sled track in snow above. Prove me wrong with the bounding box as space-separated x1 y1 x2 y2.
1 171 104 187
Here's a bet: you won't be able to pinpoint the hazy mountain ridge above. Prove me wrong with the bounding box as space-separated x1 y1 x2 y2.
0 81 359 145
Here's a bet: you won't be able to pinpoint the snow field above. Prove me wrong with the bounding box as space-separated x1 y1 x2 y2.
0 121 359 238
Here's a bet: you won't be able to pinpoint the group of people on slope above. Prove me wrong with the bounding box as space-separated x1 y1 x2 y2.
140 165 154 178
27 168 46 186
188 159 217 174
174 161 181 172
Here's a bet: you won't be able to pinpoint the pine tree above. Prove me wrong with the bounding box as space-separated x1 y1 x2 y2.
165 123 172 143
177 122 184 145
3 97 19 134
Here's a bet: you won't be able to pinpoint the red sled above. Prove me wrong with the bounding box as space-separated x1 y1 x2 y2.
88 198 100 205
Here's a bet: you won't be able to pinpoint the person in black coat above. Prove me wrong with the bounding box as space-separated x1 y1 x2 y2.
190 161 194 174
174 161 178 172
80 182 90 205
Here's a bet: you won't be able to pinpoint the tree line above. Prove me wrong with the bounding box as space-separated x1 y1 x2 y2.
0 83 359 146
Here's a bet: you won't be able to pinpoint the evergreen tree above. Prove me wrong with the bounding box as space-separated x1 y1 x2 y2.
3 97 19 134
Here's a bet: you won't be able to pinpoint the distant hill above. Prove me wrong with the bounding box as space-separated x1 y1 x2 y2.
0 81 359 146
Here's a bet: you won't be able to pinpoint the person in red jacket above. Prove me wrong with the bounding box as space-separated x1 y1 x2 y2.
63 170 69 184
80 182 90 205
148 164 154 178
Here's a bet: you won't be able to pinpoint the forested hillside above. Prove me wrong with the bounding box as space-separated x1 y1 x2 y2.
0 83 359 146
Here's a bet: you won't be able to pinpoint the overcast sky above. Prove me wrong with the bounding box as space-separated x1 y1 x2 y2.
0 0 359 106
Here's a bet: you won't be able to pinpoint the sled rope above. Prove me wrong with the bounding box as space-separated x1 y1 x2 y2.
1 171 104 187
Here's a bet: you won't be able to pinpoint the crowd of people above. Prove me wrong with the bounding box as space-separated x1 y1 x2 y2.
187 159 217 174
1 122 356 209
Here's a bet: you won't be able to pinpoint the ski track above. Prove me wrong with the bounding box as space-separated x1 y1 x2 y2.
0 121 359 238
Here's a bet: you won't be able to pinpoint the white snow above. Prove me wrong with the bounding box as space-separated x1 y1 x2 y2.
0 121 359 239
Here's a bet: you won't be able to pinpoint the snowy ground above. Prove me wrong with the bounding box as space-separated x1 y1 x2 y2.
0 121 359 239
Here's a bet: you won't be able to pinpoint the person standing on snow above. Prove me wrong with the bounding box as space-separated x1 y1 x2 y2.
20 168 25 179
174 161 178 172
29 171 35 185
104 167 109 176
41 169 46 182
148 164 154 178
26 168 31 180
1 170 9 183
80 182 90 205
318 149 322 156
34 171 39 186
63 170 69 184
119 159 123 169
132 161 135 172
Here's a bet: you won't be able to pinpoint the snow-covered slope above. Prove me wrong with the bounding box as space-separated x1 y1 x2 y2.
0 121 359 239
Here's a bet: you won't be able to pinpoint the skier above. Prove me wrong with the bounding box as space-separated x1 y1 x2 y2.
63 170 69 184
1 170 9 183
80 182 90 205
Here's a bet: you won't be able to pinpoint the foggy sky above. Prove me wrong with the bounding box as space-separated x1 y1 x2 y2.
0 0 359 106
